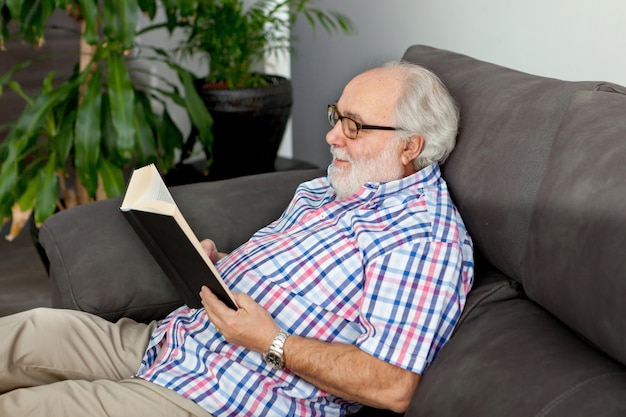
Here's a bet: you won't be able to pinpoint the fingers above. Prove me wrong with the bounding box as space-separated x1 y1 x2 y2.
200 285 234 323
200 286 224 333
200 285 222 313
199 286 279 353
199 239 219 262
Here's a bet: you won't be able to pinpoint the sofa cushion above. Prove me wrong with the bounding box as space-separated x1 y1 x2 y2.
408 295 626 417
401 45 600 284
524 88 626 366
39 169 324 323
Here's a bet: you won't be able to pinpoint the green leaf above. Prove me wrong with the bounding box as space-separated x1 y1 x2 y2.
179 0 197 17
159 0 182 32
5 0 22 19
0 8 9 49
53 109 75 163
132 91 158 166
76 0 99 44
177 69 213 153
100 91 131 166
0 198 11 221
102 0 138 50
0 150 18 206
6 79 74 149
21 0 54 44
7 79 32 104
160 0 176 12
97 158 125 199
0 60 30 95
106 54 135 159
160 107 184 171
138 0 157 20
39 70 58 100
100 91 118 161
16 162 42 211
33 155 58 224
74 68 102 195
16 155 52 216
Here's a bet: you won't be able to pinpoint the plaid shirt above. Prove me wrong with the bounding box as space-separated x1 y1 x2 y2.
135 163 474 416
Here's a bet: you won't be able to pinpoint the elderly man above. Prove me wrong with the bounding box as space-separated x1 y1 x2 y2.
0 61 473 417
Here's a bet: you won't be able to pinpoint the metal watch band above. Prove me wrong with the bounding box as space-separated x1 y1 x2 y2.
263 329 289 369
271 329 289 351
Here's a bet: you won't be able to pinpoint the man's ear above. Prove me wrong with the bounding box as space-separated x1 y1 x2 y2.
401 135 424 166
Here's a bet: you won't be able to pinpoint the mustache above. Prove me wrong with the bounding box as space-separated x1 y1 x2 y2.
330 146 352 162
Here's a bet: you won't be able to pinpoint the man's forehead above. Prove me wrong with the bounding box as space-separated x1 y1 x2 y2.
337 68 403 120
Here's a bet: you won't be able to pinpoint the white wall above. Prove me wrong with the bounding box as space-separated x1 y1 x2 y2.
290 0 626 168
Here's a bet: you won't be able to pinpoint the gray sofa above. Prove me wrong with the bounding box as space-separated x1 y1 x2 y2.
39 45 626 416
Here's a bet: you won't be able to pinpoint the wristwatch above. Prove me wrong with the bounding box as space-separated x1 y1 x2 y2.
263 329 289 369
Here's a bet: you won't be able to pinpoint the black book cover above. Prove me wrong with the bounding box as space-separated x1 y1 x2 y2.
122 209 237 310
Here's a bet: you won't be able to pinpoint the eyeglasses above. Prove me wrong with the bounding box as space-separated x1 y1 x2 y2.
327 104 400 140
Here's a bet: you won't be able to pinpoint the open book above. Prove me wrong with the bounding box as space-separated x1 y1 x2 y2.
120 164 238 310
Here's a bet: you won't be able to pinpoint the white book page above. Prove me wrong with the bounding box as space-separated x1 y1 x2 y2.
120 164 176 214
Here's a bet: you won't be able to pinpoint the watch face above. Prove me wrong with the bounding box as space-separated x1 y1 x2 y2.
264 351 283 369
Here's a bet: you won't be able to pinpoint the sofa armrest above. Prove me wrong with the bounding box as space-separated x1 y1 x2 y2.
39 169 324 323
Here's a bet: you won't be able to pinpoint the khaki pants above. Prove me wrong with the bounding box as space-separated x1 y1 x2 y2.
0 308 213 417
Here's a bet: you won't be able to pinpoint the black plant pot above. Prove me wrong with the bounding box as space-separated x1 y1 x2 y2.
194 75 293 181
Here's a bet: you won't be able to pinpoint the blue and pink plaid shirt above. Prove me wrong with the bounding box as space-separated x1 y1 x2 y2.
135 163 474 416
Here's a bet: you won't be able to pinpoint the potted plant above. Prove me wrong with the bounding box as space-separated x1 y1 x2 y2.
0 1 213 241
173 0 355 180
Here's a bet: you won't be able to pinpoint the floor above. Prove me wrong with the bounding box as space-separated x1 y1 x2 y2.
0 221 51 317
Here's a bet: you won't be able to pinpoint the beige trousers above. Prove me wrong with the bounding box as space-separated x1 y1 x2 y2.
0 308 213 417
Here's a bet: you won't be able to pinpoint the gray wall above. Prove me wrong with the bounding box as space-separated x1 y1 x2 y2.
290 0 626 169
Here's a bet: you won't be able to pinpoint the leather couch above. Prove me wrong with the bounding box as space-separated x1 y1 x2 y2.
40 45 626 416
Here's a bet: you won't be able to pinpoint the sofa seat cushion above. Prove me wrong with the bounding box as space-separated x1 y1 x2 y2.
407 295 626 417
39 169 324 323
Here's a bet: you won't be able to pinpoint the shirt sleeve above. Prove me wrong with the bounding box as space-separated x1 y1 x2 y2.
356 240 467 375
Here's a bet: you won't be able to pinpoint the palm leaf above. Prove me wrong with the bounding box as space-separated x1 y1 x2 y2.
97 158 126 199
132 91 158 167
33 156 58 224
176 69 213 152
74 67 102 195
106 54 135 161
102 0 139 50
76 0 99 44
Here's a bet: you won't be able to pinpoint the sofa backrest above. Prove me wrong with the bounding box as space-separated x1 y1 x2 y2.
524 88 626 365
402 45 626 366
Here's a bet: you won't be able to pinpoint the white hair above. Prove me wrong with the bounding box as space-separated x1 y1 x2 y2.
383 60 459 170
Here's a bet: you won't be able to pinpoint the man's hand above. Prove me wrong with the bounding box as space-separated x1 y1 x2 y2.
200 286 279 353
199 239 229 263
199 286 419 413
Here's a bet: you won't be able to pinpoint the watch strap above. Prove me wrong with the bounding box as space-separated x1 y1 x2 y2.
264 329 289 369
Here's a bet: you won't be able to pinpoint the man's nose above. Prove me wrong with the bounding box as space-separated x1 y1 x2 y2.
326 122 346 146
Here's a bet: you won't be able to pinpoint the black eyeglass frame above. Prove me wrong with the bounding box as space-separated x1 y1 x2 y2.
327 104 400 139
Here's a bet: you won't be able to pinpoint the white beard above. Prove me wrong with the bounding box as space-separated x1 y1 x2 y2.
328 140 406 199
